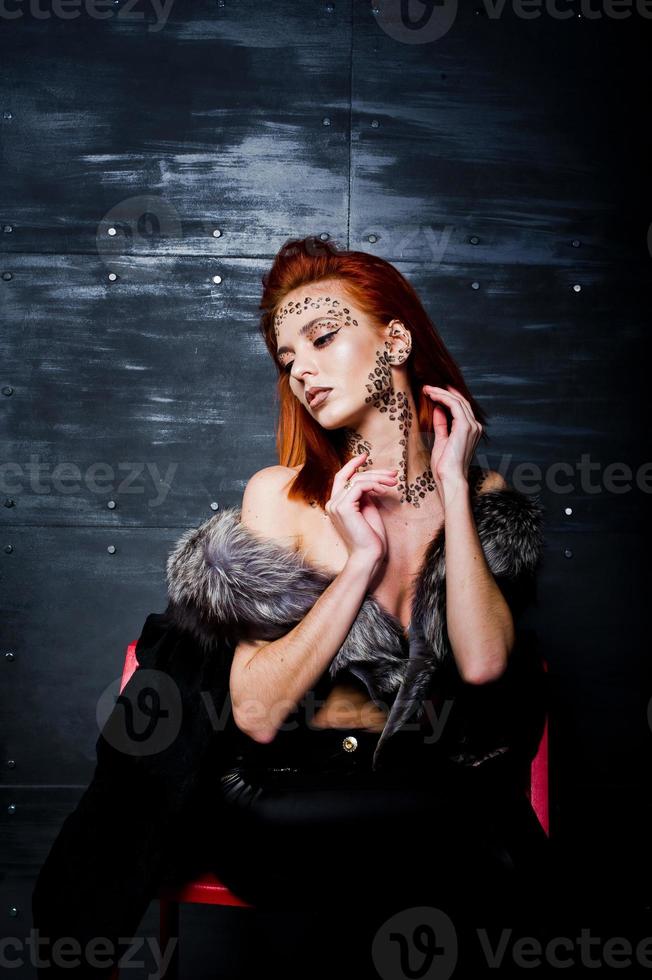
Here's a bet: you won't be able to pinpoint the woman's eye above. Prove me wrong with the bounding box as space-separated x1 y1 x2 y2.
314 330 338 348
282 330 339 374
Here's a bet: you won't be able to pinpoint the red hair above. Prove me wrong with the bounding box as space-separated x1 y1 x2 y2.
258 236 490 509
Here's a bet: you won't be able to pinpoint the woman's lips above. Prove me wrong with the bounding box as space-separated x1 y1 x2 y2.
308 388 332 409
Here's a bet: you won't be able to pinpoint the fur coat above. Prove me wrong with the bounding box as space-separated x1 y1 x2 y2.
31 465 547 976
164 463 547 773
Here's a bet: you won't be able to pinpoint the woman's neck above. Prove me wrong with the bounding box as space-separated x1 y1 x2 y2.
342 382 438 509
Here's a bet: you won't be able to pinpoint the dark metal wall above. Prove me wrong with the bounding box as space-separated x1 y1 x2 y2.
1 0 649 971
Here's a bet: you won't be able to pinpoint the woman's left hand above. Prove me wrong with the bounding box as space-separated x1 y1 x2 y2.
422 383 482 490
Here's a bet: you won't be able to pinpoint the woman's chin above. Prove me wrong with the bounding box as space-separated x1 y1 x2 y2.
311 400 347 428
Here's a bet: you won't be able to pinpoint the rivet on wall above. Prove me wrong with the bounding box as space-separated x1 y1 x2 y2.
319 233 330 241
108 272 118 282
367 234 378 244
5 544 13 553
210 501 219 511
8 907 18 918
322 117 331 127
325 2 334 13
107 227 117 237
3 111 13 120
6 760 16 769
470 236 479 245
107 500 116 510
7 804 16 814
2 387 14 396
3 224 12 233
571 240 581 248
371 119 379 128
4 499 15 508
212 229 222 238
565 507 573 516
212 275 222 285
471 281 480 290
564 549 573 559
5 652 15 662
107 545 116 554
2 271 13 281
572 284 582 292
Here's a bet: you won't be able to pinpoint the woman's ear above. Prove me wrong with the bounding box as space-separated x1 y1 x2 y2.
383 319 412 365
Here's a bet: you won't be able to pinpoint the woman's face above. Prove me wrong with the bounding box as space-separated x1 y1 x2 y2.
273 281 396 429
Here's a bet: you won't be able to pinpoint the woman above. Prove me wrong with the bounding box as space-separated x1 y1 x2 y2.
33 237 552 978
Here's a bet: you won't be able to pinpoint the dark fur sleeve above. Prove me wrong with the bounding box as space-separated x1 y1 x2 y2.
438 626 548 783
32 613 233 976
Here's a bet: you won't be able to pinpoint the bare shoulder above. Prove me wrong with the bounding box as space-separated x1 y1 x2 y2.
476 468 509 494
239 465 305 552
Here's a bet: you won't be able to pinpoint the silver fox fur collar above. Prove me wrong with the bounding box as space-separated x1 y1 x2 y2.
165 468 545 770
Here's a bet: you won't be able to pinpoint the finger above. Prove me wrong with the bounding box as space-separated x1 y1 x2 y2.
349 471 398 483
422 386 454 435
354 468 398 477
423 386 472 428
431 404 449 439
337 464 398 489
338 475 397 497
445 384 477 427
333 452 370 489
338 479 393 499
426 384 479 430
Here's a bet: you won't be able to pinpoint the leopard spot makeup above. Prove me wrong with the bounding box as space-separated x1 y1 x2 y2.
273 294 360 374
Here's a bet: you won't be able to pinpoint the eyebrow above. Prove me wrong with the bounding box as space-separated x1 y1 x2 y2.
276 314 343 358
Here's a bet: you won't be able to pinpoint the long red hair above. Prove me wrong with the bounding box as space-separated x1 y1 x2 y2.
258 236 490 509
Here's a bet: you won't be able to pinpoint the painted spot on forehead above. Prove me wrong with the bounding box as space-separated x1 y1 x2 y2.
273 294 358 341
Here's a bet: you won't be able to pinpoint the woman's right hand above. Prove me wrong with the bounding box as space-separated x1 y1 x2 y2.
326 452 398 576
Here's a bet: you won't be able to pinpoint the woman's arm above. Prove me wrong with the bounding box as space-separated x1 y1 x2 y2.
230 555 375 743
441 470 515 685
229 465 377 744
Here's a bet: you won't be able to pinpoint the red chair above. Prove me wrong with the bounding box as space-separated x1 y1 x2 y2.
110 640 550 978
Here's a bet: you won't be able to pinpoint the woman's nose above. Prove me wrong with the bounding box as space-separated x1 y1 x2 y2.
291 351 317 381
